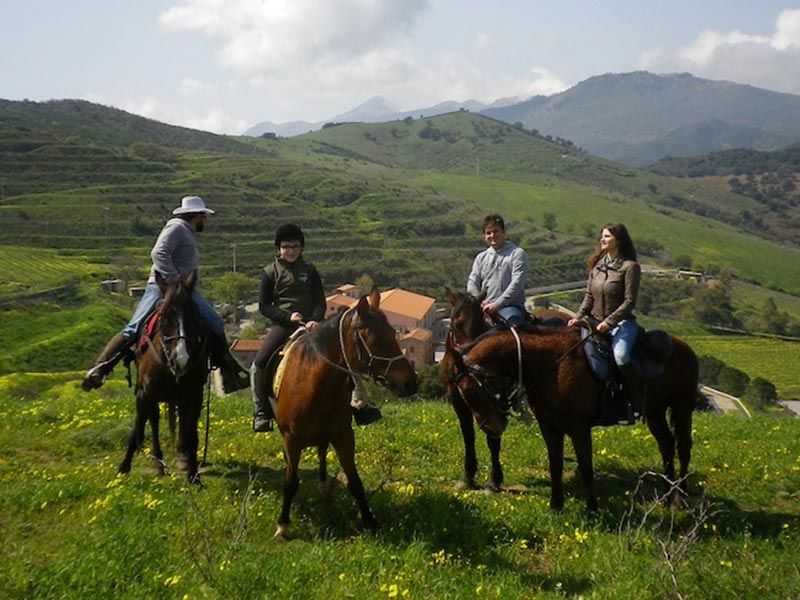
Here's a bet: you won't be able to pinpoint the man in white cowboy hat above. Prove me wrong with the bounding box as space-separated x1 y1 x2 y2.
81 195 249 393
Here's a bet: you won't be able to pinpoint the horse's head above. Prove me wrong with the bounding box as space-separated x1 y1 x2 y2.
349 288 418 397
152 271 206 378
448 343 509 438
445 287 487 346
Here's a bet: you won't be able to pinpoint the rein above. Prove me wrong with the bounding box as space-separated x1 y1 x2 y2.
458 327 594 394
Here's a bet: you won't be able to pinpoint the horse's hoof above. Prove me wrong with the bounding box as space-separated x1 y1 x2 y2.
188 473 202 486
274 524 290 540
453 479 478 491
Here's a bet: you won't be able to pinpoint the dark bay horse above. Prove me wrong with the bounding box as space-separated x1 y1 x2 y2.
118 271 209 483
272 288 418 538
450 325 698 511
441 288 569 491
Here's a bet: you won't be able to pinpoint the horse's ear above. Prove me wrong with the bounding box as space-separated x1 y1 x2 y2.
368 287 381 310
356 294 370 320
476 289 487 303
445 286 458 307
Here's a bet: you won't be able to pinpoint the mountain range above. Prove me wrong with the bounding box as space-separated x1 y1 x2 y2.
245 71 800 166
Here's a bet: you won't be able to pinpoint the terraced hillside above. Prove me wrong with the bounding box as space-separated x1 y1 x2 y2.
2 101 800 296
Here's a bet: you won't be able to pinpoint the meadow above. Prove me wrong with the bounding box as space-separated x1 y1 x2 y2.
1 373 798 599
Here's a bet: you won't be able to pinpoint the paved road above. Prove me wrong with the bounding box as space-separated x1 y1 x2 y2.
700 386 750 416
781 400 800 416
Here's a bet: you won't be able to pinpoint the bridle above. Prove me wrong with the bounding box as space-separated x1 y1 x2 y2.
451 326 594 419
333 305 407 387
142 303 208 381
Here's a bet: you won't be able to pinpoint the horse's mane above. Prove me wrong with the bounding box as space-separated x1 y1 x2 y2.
160 278 192 323
295 310 347 361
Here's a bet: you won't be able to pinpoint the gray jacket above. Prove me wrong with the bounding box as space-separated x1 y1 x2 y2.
467 241 529 308
148 218 199 284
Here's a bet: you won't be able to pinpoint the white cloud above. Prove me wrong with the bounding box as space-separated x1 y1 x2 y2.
473 33 493 52
647 9 800 94
180 78 216 95
158 0 429 74
156 0 570 124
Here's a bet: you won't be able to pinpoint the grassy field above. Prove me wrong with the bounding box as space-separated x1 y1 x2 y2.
1 373 798 599
686 334 800 399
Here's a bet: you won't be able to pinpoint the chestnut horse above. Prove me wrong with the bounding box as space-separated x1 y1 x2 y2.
441 288 568 491
119 271 209 483
272 288 418 538
450 325 698 511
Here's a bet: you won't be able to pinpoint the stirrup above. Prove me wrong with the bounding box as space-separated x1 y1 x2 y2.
81 364 109 391
253 416 274 432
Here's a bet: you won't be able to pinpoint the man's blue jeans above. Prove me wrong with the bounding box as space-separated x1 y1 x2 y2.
121 282 223 342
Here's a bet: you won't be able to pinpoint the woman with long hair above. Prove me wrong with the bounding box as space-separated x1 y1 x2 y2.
568 223 642 423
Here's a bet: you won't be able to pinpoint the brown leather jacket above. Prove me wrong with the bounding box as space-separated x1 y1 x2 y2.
575 257 641 327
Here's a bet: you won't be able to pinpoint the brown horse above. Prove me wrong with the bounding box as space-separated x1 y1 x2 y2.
441 288 568 491
118 271 209 483
272 288 418 538
450 325 698 511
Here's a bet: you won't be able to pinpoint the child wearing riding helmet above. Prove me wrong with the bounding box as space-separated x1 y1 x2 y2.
251 224 326 431
250 223 383 431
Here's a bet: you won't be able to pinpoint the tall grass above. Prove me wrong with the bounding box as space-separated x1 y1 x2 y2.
1 373 798 599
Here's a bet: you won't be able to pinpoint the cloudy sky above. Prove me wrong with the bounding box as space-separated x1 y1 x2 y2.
3 1 800 134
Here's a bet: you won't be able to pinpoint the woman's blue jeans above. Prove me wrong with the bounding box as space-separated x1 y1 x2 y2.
610 319 638 366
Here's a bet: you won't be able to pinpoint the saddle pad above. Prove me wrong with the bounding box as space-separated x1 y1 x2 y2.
271 332 304 399
137 312 160 351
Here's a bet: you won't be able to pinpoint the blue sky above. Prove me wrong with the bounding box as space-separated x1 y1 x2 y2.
2 1 800 134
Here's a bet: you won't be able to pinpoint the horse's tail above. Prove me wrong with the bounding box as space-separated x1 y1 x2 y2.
667 336 699 427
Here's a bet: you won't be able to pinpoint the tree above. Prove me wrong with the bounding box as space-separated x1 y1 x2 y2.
717 366 750 397
542 212 558 231
355 273 375 296
698 355 725 385
208 272 258 324
743 377 778 409
415 363 445 400
690 280 740 328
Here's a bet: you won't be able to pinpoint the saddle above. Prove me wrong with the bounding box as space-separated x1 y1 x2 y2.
583 325 673 426
583 326 673 382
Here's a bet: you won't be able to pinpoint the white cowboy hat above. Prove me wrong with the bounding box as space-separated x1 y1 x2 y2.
173 196 215 215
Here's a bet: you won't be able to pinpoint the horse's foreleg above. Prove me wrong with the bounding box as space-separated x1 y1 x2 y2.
119 394 151 474
451 390 479 489
178 397 202 484
149 403 165 476
276 437 302 539
570 426 597 513
317 443 333 495
486 434 503 492
539 421 566 511
332 429 378 531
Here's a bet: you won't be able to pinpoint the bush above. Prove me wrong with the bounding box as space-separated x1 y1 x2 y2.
717 366 750 397
416 363 446 401
698 355 725 385
743 377 778 409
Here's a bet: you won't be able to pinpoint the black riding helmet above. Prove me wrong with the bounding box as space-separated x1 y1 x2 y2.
274 223 305 248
